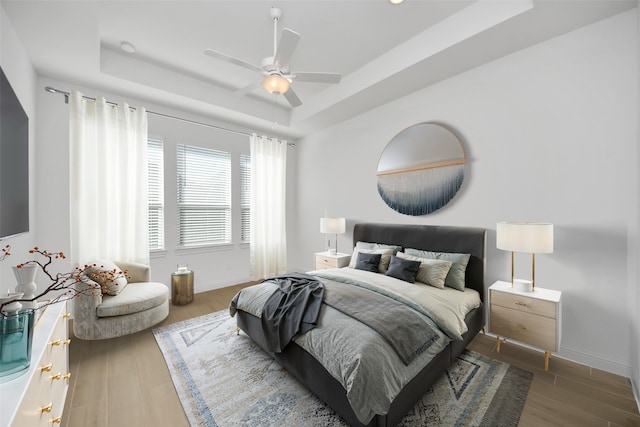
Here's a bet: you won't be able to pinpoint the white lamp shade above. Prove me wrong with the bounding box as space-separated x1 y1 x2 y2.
496 222 554 253
320 217 346 234
262 74 291 94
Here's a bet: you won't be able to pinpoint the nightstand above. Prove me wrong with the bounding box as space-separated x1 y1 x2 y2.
489 280 561 371
314 251 351 270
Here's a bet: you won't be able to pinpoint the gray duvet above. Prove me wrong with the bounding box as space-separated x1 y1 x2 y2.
229 268 480 424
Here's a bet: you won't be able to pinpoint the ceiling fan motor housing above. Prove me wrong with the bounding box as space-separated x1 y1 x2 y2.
269 7 282 21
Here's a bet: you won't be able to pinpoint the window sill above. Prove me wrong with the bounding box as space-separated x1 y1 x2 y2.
150 249 168 259
176 243 234 255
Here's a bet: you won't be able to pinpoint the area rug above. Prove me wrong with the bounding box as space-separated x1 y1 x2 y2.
153 310 532 427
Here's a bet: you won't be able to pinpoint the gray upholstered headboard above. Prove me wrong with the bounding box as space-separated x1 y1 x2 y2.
353 223 487 301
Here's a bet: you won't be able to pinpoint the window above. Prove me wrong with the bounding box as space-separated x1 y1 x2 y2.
240 154 251 243
148 139 164 250
177 144 231 246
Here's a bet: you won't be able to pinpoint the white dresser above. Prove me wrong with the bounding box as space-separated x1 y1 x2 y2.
0 302 70 427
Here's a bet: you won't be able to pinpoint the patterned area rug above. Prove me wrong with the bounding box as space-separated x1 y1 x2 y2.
153 310 532 427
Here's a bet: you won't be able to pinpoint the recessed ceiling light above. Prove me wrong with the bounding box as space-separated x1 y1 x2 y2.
389 0 405 4
120 41 136 54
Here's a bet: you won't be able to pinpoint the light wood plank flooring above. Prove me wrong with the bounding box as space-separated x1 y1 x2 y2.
61 284 640 427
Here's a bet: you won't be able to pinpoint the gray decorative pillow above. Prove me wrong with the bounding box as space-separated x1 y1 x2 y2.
396 252 452 289
404 249 471 291
355 241 402 255
349 248 394 273
354 252 382 273
83 260 128 295
385 255 421 283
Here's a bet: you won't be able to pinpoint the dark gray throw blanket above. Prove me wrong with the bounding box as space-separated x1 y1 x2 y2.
322 279 439 365
261 274 324 353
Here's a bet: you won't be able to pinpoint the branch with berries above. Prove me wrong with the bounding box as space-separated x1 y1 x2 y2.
1 246 128 316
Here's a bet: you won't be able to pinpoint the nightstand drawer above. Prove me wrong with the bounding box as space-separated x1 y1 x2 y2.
491 289 556 318
314 253 350 270
316 256 338 269
491 305 557 351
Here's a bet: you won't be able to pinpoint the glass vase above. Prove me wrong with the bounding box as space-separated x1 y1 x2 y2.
0 309 34 382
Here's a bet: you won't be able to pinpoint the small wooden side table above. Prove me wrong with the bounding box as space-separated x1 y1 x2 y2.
171 270 194 305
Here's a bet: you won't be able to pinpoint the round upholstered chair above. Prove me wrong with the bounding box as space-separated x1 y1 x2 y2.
73 261 169 340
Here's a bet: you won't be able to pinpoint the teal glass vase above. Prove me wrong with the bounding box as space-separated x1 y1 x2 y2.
0 309 34 382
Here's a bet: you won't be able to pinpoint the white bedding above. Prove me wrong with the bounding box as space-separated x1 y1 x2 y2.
311 267 481 340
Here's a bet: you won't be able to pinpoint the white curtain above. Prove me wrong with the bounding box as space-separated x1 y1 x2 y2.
69 90 149 266
249 133 287 279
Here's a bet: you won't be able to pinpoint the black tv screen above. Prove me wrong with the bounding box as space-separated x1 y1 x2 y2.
0 67 29 239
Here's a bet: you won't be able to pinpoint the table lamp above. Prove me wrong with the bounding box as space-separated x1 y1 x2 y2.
496 222 554 292
320 217 346 255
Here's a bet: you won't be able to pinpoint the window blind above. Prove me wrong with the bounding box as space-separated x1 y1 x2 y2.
148 139 164 250
240 154 251 243
177 144 231 246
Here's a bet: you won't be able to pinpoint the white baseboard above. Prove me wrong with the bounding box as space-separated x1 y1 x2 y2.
483 332 632 379
559 345 631 378
195 275 254 293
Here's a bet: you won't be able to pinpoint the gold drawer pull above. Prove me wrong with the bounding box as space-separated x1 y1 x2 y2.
514 300 530 307
50 339 62 347
50 372 62 380
41 403 53 413
39 363 53 372
62 339 71 345
62 313 71 319
51 416 62 424
63 373 72 380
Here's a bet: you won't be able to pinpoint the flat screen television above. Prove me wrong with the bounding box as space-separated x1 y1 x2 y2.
0 67 29 239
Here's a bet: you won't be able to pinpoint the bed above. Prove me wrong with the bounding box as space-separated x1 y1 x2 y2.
231 223 486 427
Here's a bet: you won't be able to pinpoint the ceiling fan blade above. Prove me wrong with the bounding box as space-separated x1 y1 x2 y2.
204 48 263 73
274 28 300 68
234 80 262 96
293 72 341 84
283 88 302 108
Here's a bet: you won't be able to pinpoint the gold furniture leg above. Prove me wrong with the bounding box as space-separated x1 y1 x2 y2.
236 326 240 335
496 336 501 353
544 351 551 371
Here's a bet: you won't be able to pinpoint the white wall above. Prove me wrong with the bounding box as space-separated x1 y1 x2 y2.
34 76 297 294
0 4 37 292
293 10 638 378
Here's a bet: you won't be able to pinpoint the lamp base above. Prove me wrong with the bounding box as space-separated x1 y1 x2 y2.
328 248 337 255
513 279 533 292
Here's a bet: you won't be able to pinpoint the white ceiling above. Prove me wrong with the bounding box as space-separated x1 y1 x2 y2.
2 0 636 139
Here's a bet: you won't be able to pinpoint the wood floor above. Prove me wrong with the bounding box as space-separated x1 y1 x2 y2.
61 283 640 427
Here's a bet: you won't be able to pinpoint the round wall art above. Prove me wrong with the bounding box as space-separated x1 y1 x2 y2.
377 122 466 216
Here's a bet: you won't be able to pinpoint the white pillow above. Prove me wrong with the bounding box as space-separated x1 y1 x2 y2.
355 241 402 255
83 260 128 295
349 248 394 273
396 252 452 289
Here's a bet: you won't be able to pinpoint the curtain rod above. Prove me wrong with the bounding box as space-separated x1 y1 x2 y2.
44 86 295 147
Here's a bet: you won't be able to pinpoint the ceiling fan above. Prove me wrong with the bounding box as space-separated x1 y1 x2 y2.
204 7 341 107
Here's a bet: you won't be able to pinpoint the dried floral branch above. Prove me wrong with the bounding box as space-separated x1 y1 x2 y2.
0 247 128 316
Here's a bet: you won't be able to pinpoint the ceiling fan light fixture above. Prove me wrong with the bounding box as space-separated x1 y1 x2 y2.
262 73 291 94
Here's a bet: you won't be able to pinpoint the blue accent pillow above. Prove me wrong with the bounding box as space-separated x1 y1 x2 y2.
385 255 421 283
354 252 382 273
